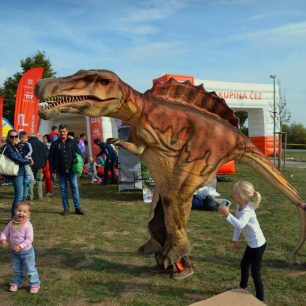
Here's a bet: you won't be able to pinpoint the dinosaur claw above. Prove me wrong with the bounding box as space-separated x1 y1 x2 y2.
163 257 171 269
106 138 114 144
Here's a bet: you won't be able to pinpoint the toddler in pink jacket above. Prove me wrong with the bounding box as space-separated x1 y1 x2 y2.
0 201 40 293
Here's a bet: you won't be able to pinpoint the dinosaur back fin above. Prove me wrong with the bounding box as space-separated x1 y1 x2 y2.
146 78 239 128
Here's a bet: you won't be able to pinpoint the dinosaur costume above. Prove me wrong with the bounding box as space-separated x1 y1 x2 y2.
35 69 306 269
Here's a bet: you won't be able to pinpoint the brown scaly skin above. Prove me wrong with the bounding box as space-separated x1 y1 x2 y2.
35 69 306 266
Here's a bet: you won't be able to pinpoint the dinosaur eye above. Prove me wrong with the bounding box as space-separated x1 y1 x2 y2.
100 79 110 85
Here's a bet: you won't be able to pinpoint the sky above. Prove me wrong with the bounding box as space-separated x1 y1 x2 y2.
1 0 306 126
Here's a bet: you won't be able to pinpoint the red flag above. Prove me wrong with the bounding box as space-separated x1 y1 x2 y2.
0 96 3 138
88 117 103 157
14 67 44 133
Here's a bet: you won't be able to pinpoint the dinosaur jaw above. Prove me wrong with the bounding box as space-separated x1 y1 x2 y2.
38 95 117 119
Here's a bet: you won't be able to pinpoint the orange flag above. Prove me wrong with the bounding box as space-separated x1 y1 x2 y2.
0 96 3 138
14 67 44 133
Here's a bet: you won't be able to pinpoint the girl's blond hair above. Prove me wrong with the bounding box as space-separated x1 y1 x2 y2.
16 201 32 213
232 181 262 210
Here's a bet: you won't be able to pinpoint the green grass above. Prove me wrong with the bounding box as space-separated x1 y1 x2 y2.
0 162 306 306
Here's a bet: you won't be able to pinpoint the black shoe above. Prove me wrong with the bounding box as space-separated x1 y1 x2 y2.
62 208 69 216
75 208 85 215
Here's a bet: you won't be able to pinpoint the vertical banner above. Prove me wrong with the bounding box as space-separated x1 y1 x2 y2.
0 96 3 139
88 117 103 158
14 67 44 133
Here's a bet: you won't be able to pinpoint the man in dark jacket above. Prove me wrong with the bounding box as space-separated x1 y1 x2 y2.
49 124 84 215
27 133 49 200
94 138 118 185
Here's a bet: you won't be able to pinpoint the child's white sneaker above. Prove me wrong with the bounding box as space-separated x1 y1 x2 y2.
231 285 248 293
30 284 40 294
8 283 18 292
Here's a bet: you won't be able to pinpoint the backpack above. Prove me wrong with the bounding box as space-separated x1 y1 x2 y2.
72 153 83 176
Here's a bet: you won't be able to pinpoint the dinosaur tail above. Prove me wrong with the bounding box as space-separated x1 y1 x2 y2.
240 147 303 207
240 146 306 263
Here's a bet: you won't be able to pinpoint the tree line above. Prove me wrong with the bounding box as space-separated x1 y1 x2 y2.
282 123 306 144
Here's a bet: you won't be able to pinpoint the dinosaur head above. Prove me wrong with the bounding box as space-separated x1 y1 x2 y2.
35 69 125 120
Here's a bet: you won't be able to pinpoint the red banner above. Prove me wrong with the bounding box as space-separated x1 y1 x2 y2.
89 117 103 157
14 67 44 133
0 96 3 139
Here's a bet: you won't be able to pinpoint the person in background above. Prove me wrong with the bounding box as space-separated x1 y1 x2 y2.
27 134 48 200
17 131 35 188
49 124 85 215
192 176 231 211
49 125 59 142
93 138 118 185
42 134 53 196
3 129 32 217
42 134 51 150
0 137 12 186
78 133 86 161
0 201 40 294
218 181 266 303
84 139 89 158
67 131 74 140
84 157 102 184
0 136 6 150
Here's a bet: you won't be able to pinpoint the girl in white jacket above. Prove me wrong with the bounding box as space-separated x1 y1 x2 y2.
218 181 266 302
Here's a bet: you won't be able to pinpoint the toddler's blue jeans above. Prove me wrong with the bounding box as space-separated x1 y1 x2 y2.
11 247 40 286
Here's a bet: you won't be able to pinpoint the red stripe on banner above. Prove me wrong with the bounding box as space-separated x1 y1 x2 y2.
0 96 3 139
89 117 103 157
14 67 44 133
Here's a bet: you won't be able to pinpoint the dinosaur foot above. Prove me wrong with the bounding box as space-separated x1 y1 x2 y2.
288 253 301 265
158 241 191 269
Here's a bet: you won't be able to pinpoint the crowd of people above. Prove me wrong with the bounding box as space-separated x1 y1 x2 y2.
0 124 119 217
0 125 267 302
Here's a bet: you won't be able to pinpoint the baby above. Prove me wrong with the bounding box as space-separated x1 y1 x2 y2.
18 131 35 185
0 201 40 293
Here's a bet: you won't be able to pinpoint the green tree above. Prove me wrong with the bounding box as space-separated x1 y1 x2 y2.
235 111 248 128
282 123 306 144
270 80 291 132
0 51 56 124
277 80 291 129
235 111 249 136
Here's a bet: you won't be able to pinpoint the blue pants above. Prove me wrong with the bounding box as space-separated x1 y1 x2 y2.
12 247 40 286
11 175 27 217
58 172 81 209
104 159 116 184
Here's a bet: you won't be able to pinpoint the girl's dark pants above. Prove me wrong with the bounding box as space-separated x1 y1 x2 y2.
240 243 266 301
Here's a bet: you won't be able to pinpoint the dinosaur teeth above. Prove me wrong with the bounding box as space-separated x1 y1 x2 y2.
39 102 49 108
39 95 89 110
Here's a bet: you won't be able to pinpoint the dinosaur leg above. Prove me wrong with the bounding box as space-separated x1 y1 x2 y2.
140 196 193 273
138 197 166 255
137 190 192 268
159 191 193 268
289 207 306 264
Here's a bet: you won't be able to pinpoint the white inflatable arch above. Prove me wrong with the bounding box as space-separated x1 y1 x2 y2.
154 74 279 157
